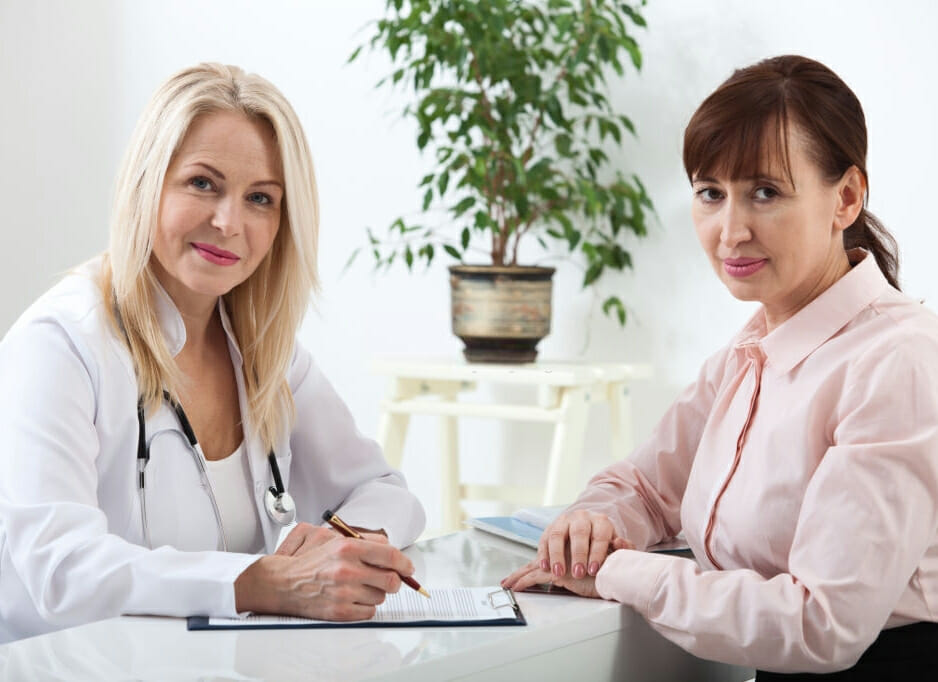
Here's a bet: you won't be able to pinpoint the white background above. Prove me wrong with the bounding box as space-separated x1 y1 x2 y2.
2 0 936 529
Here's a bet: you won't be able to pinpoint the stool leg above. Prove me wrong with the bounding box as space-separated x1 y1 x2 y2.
377 412 410 470
543 387 589 506
608 381 635 461
439 412 461 532
376 378 417 469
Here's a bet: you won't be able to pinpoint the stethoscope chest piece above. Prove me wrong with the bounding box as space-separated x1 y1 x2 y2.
264 487 297 526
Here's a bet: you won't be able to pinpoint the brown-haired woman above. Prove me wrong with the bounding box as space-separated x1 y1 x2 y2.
503 55 938 678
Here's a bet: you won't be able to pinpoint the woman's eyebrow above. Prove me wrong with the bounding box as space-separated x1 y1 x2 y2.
182 162 282 189
184 161 225 179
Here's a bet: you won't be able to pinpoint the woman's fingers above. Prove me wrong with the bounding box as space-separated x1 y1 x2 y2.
508 565 555 593
501 559 540 589
359 531 390 545
274 522 336 556
546 523 570 576
586 517 615 575
568 513 593 578
539 510 624 578
611 536 634 551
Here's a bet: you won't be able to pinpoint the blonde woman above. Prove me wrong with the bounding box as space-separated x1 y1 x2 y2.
0 63 425 643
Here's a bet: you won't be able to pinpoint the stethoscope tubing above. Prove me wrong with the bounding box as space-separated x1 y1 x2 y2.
136 391 294 551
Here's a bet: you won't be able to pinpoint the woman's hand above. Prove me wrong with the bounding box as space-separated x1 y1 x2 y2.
236 534 413 621
501 557 602 598
539 510 633 579
274 522 388 557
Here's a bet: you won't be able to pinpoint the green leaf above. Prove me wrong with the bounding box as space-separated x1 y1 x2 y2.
405 246 414 270
619 115 636 136
453 196 475 217
342 247 361 273
545 95 566 128
419 173 434 187
583 262 603 287
438 170 450 195
602 296 627 326
422 187 433 211
555 133 573 156
461 227 471 249
347 45 363 64
621 35 642 69
417 130 431 150
621 5 647 28
444 244 463 260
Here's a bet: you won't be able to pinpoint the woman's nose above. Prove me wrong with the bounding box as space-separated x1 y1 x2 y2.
210 195 241 235
719 200 751 248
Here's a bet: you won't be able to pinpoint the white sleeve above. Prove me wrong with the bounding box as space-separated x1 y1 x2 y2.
0 319 256 630
286 343 425 548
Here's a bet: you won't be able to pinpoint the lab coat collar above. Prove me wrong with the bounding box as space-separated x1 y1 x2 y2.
151 280 243 368
152 280 277 551
733 249 890 377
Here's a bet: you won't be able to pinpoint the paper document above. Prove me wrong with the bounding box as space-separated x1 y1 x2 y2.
190 586 524 630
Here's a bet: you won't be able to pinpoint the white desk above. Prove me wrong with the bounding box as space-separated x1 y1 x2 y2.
0 531 753 681
374 358 652 531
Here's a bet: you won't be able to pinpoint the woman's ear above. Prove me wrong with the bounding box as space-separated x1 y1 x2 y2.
833 165 866 233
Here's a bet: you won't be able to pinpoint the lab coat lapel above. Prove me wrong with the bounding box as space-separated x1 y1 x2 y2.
217 299 282 554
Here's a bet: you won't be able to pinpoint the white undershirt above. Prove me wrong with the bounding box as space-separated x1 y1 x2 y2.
204 443 264 554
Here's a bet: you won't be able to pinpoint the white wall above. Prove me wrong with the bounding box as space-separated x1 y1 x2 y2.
3 0 937 528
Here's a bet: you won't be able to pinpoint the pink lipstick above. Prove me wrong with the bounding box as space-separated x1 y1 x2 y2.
723 257 767 278
192 242 240 266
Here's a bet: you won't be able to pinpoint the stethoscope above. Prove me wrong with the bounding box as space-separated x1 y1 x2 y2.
136 390 296 550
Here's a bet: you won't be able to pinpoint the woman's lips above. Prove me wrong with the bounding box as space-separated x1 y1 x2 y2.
191 242 240 266
723 257 767 278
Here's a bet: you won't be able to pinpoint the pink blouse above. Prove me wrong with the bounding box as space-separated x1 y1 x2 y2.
576 251 938 673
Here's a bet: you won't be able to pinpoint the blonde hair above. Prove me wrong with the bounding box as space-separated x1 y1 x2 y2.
100 63 319 451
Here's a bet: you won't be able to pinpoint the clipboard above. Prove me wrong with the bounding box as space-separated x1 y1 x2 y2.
187 586 525 630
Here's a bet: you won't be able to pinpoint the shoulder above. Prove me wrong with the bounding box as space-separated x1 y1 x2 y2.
0 257 122 388
834 292 938 408
853 290 938 367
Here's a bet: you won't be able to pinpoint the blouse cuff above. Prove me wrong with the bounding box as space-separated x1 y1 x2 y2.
595 549 675 613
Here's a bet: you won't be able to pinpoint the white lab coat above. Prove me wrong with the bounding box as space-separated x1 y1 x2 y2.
0 259 425 643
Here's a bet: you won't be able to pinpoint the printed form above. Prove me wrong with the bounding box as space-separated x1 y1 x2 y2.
207 586 519 627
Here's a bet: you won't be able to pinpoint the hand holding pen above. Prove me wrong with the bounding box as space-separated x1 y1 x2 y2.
323 510 430 599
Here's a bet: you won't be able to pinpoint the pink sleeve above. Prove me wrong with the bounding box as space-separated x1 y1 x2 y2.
567 346 730 550
594 338 938 673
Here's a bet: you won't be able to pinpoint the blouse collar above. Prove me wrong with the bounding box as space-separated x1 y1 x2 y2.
733 249 891 377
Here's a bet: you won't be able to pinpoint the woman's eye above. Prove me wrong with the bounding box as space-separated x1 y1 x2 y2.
695 187 723 203
753 186 778 200
190 176 213 191
247 192 272 205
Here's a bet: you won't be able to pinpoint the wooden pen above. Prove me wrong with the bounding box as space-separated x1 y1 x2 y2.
322 509 430 599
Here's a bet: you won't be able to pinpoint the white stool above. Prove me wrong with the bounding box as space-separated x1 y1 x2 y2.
373 358 652 532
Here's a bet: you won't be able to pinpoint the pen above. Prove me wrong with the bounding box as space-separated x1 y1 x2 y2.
322 509 430 599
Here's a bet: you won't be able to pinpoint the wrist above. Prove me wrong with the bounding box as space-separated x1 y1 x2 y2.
235 554 286 614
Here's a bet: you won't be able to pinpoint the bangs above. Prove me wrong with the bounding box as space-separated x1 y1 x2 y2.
683 85 796 187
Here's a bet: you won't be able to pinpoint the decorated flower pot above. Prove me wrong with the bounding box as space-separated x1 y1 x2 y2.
449 265 555 363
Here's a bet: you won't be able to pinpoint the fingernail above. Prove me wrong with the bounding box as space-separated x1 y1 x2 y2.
573 563 585 578
589 561 599 576
540 559 549 571
553 562 564 576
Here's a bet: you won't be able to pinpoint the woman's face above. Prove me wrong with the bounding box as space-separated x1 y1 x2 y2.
152 110 284 314
691 127 862 329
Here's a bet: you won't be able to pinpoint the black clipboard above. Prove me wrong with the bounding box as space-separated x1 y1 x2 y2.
187 587 525 630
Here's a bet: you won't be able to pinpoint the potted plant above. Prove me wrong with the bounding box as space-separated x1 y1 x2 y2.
349 0 653 362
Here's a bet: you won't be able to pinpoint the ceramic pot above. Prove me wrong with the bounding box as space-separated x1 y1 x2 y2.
449 265 555 363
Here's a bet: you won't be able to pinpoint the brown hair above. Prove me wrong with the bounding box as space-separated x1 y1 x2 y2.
683 55 899 289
